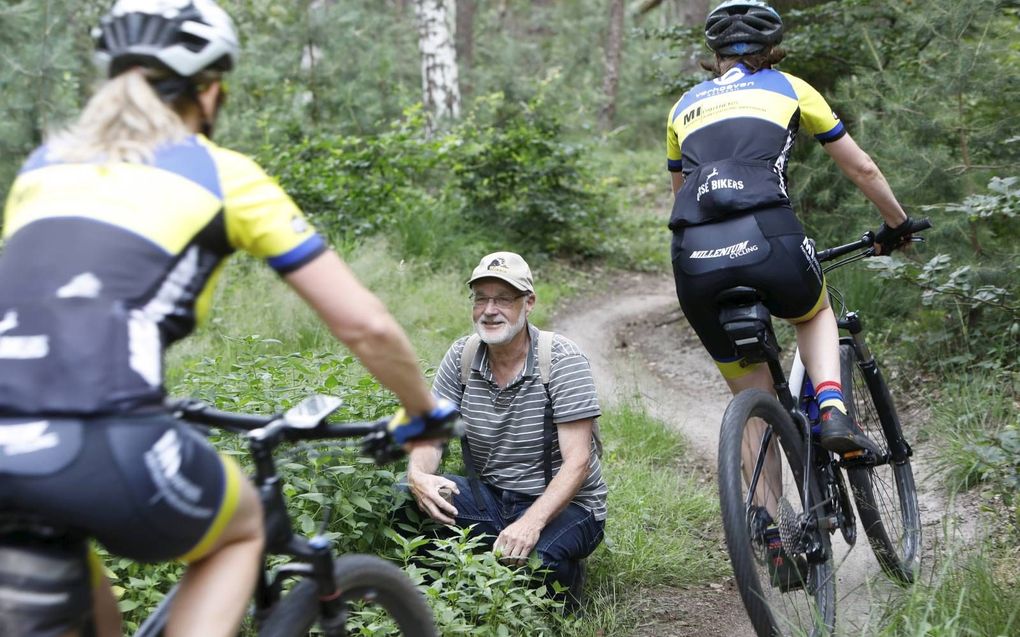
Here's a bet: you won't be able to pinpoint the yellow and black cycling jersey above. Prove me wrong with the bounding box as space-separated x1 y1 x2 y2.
0 134 326 415
665 63 845 230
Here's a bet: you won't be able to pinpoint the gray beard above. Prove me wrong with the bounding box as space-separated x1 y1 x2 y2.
475 309 527 346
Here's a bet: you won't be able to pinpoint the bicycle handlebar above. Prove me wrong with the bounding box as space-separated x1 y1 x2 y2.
816 218 931 263
168 396 461 465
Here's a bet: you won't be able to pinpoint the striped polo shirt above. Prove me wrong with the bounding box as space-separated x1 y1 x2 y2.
432 324 607 520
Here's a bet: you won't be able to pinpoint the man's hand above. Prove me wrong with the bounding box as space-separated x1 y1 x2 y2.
407 471 459 525
493 515 543 566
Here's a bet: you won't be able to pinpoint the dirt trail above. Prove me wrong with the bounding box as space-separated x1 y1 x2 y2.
553 271 969 637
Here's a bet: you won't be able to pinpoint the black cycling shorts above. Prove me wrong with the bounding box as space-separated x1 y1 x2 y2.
0 414 243 563
670 208 826 377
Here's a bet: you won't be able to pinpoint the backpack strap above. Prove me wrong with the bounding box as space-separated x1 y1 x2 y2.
460 334 481 388
458 334 486 510
536 330 555 486
537 330 554 385
538 330 604 460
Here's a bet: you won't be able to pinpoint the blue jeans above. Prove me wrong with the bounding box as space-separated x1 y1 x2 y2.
439 474 605 589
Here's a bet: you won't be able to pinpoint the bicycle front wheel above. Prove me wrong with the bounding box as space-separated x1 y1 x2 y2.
259 554 437 637
719 389 835 637
840 342 921 583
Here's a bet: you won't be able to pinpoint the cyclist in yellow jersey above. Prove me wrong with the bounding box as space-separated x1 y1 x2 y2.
665 1 926 455
0 2 452 636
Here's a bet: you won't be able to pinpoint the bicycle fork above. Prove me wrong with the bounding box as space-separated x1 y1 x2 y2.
839 313 912 463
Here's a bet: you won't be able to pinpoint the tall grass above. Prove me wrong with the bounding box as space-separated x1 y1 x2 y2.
877 543 1020 636
922 373 1019 491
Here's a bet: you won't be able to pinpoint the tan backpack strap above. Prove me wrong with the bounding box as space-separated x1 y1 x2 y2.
537 330 554 386
460 334 481 388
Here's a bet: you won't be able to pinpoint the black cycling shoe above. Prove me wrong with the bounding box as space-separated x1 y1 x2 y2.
764 528 809 592
819 407 883 457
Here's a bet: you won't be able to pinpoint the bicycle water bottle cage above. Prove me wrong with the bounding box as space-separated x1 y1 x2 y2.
716 287 779 363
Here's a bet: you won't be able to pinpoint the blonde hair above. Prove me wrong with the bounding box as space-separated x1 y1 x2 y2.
47 69 191 164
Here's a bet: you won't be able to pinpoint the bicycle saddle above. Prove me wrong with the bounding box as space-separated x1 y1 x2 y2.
715 286 765 306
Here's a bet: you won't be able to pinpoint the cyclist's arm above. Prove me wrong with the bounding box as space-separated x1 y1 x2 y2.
284 250 435 416
671 172 684 195
823 134 908 229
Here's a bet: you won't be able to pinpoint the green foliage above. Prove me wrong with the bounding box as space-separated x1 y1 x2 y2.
866 177 1019 373
96 551 183 633
594 403 725 587
389 528 574 636
0 0 107 198
921 373 1018 483
258 108 446 244
172 335 397 419
451 88 608 258
261 90 614 262
879 548 1020 637
964 426 1020 528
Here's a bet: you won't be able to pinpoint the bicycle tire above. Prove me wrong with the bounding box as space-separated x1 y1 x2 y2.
840 343 921 584
719 389 836 637
258 554 437 637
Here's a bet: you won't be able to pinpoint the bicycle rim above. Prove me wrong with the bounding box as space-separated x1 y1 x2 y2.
259 554 437 637
719 389 836 637
840 344 921 583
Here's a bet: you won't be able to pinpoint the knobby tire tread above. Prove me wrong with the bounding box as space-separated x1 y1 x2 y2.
259 554 437 637
718 389 836 637
839 343 921 584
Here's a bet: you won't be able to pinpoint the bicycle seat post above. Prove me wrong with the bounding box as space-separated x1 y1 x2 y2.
716 287 796 410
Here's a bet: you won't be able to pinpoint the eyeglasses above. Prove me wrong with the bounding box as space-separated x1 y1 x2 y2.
470 293 527 309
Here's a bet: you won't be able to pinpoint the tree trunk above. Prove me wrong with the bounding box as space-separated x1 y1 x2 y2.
600 0 625 130
455 0 475 72
677 0 710 25
414 0 461 134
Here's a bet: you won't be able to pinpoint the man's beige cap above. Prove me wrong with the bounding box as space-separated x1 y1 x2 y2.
467 251 534 293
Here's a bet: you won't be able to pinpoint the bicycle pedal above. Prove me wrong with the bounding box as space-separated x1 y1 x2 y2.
838 450 877 468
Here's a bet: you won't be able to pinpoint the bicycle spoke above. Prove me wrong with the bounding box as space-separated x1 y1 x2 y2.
720 390 835 636
841 343 921 582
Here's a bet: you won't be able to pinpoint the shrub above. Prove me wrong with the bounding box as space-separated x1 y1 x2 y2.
260 93 614 264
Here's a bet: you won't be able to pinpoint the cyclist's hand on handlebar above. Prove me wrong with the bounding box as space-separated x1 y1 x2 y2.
386 398 460 446
874 216 930 255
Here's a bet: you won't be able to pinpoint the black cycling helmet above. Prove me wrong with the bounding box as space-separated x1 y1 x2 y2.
93 0 239 79
705 0 783 56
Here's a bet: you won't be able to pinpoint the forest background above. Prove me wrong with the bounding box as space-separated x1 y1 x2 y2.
1 0 1017 635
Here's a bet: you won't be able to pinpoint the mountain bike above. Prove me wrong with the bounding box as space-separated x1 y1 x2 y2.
0 394 460 637
716 223 929 637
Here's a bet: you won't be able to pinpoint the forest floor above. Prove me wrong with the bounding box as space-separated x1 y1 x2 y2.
553 271 981 637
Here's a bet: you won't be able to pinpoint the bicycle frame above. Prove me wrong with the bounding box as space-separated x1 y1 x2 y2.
133 401 387 637
729 227 930 561
731 328 839 563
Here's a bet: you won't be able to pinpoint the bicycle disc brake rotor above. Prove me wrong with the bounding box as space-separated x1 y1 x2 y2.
777 496 805 554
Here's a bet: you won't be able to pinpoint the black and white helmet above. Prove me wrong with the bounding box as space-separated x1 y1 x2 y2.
705 0 783 56
94 0 239 79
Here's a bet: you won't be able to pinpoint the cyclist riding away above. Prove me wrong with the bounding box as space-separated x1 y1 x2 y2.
0 2 453 636
666 0 925 458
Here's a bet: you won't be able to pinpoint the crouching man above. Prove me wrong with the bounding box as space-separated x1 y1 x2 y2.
405 251 607 606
